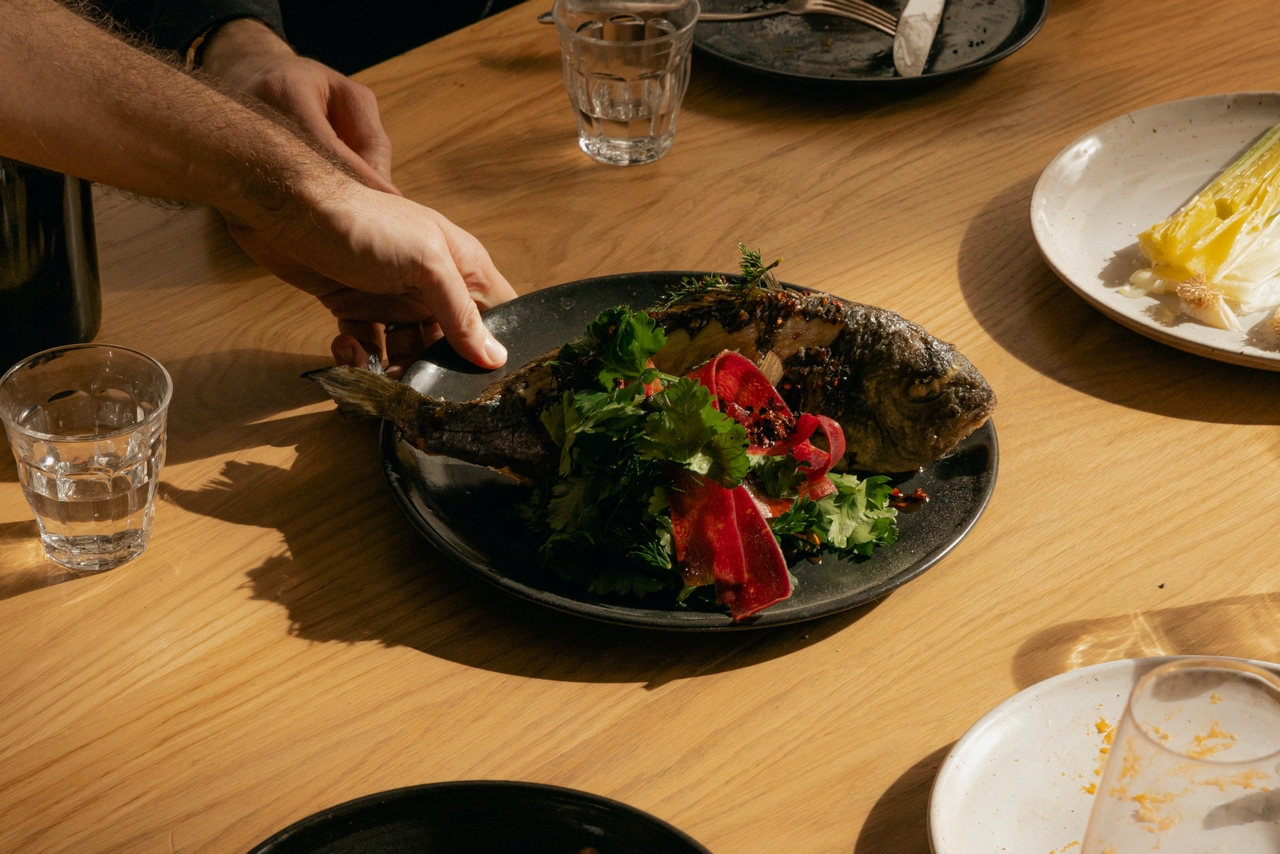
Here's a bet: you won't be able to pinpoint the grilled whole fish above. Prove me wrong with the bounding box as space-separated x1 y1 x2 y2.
305 285 996 477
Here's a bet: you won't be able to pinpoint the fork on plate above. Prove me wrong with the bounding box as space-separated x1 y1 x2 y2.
698 0 897 37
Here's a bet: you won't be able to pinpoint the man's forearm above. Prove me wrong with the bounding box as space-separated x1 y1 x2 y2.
0 0 334 227
0 0 517 372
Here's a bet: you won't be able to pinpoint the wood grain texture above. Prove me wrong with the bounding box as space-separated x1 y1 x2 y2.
5 1 1280 851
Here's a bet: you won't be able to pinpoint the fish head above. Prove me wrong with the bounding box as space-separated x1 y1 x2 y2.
850 320 996 472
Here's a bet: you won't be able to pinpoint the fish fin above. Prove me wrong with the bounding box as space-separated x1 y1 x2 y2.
303 365 405 420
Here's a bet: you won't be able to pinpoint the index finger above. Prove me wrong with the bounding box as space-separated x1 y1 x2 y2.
414 251 509 370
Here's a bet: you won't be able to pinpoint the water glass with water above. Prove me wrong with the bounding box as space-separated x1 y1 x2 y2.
0 344 172 572
553 0 699 166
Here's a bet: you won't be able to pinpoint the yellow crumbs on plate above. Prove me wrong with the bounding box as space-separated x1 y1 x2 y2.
1188 721 1237 759
1085 718 1117 793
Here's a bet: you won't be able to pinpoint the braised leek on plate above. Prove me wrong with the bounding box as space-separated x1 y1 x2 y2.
1127 117 1280 332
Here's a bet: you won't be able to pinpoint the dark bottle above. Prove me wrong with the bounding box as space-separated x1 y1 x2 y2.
0 157 101 374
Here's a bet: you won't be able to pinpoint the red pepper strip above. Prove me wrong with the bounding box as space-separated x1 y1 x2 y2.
692 351 847 499
725 486 792 618
778 414 845 501
667 470 738 589
690 351 842 468
739 478 795 520
687 351 789 451
668 470 792 619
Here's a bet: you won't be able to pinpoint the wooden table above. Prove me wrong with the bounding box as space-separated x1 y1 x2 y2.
5 1 1280 851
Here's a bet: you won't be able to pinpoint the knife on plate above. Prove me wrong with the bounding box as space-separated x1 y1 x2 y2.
892 0 945 78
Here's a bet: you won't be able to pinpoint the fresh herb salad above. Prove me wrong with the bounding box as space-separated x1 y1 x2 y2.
525 268 902 620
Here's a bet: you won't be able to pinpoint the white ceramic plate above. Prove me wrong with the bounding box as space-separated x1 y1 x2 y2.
928 656 1280 854
1031 92 1280 370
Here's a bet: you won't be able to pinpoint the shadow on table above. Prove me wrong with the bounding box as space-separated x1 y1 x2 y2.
854 743 952 854
0 347 322 600
956 176 1280 425
0 518 87 601
1010 591 1280 690
152 349 872 685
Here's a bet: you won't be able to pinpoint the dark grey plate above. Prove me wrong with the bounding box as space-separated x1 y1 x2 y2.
693 0 1047 85
382 272 997 630
246 781 711 854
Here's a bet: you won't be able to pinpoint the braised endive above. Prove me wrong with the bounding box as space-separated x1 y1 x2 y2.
1127 118 1280 331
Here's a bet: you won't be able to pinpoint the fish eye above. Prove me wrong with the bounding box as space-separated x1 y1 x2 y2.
906 377 944 402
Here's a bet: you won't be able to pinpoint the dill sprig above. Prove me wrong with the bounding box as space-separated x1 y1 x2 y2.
655 243 783 309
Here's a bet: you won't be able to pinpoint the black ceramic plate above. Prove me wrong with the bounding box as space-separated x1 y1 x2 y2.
382 272 998 630
693 0 1047 85
246 781 711 854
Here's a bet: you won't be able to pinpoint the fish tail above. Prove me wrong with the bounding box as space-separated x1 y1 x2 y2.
304 366 435 426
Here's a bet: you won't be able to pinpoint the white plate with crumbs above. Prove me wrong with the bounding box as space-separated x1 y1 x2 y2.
928 656 1280 854
1031 92 1280 371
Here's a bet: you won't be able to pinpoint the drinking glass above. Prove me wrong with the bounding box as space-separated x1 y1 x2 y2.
553 0 699 166
0 344 172 571
1082 657 1280 853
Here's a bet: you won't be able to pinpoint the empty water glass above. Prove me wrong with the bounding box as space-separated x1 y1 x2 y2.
1082 657 1280 853
553 0 699 165
0 344 172 572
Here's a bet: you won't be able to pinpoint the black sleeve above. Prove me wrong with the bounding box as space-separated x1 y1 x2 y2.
83 0 286 55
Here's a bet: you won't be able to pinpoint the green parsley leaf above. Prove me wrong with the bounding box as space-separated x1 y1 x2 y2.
636 377 749 487
818 473 899 555
748 453 807 498
552 306 666 390
544 476 601 533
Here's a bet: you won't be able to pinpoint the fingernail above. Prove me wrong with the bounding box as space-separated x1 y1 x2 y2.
483 335 508 366
334 343 356 366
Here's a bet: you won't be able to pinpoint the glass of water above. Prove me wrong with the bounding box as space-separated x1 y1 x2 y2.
553 0 700 166
1082 657 1280 853
0 344 171 572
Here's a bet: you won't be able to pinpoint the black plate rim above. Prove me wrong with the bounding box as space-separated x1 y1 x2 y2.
245 780 712 854
692 0 1049 86
380 272 999 631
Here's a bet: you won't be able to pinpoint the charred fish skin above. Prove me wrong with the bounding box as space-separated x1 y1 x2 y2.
772 301 996 472
303 366 553 480
651 286 996 472
305 282 994 477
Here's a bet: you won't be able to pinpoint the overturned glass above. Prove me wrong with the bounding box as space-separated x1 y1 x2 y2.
1082 657 1280 853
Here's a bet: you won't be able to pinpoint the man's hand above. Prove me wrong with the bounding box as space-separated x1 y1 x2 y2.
223 180 518 372
198 18 516 371
199 18 397 194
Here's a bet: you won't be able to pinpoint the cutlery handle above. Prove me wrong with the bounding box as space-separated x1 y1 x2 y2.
698 10 781 20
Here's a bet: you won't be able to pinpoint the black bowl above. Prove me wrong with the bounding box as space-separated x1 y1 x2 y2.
246 781 712 854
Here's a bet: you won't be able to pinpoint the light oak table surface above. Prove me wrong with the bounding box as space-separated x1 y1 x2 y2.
4 1 1280 851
